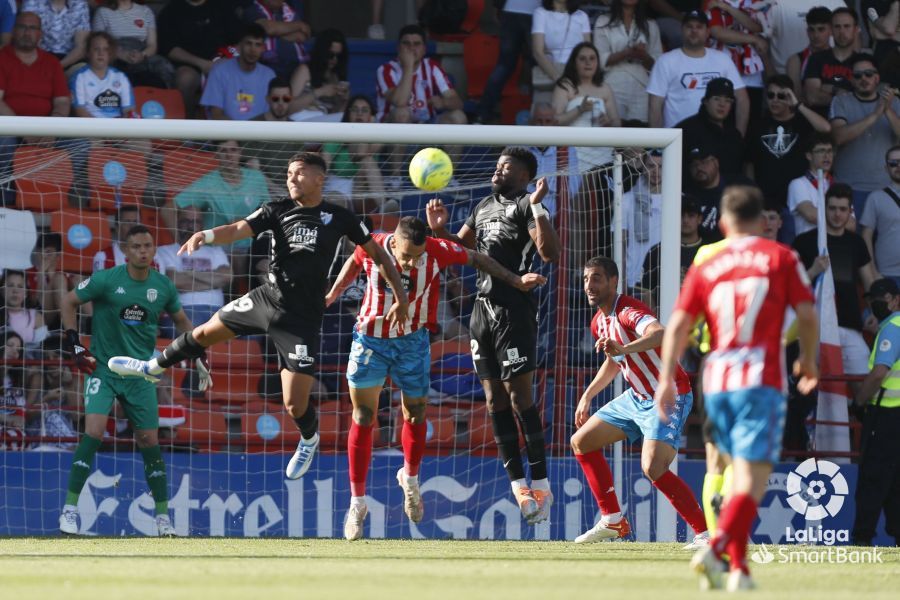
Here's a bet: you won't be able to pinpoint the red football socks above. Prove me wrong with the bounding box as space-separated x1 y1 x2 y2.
576 450 621 515
347 421 374 497
713 493 758 574
652 470 709 534
402 419 427 477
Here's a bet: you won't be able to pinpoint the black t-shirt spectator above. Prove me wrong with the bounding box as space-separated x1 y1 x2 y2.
677 111 745 178
802 49 856 115
158 0 242 65
639 236 711 301
792 229 872 331
687 174 755 239
746 113 814 210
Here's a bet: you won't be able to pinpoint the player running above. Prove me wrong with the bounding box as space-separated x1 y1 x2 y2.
326 216 547 540
427 147 561 524
572 257 708 547
59 225 196 536
656 185 819 591
109 152 409 480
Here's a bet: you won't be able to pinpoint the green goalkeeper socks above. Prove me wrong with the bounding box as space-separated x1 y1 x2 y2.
65 435 103 506
139 445 169 515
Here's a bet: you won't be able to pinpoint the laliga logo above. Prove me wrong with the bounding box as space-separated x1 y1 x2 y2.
786 458 848 520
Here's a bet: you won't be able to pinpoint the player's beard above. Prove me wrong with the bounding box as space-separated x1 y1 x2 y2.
491 181 515 197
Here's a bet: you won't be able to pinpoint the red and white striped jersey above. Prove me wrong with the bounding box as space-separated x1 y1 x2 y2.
354 233 469 338
375 57 453 122
706 0 766 76
677 236 814 394
591 295 692 400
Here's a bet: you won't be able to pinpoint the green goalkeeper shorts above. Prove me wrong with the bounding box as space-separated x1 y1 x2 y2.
83 365 159 430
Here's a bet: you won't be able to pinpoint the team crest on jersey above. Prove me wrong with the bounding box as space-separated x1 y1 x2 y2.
77 278 90 290
505 204 517 218
146 288 158 302
320 211 333 225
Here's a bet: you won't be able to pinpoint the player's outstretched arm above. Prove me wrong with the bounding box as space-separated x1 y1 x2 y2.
425 199 476 248
326 256 363 307
466 250 547 291
575 358 618 428
61 290 96 375
602 320 665 357
793 300 819 395
361 239 410 325
178 220 255 256
654 308 694 421
528 178 561 263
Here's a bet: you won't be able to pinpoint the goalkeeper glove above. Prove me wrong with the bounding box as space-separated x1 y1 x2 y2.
63 328 96 375
195 352 213 392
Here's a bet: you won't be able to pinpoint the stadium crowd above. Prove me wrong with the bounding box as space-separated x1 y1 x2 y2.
0 1 899 526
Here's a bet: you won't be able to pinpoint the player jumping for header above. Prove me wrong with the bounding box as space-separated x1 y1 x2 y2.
109 152 409 481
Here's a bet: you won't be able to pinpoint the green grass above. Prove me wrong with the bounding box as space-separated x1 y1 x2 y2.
1 539 897 599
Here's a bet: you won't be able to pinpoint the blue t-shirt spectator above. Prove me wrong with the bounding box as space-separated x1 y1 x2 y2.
200 56 274 120
0 0 15 46
242 0 308 80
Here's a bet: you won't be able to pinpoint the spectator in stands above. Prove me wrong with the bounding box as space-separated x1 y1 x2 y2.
0 329 26 450
200 23 275 121
531 0 591 94
551 41 621 173
474 0 540 124
1 270 48 347
785 6 834 96
639 194 708 311
793 183 879 382
706 0 770 120
787 134 838 239
22 0 89 71
157 0 242 119
745 74 831 240
92 0 174 89
252 76 292 122
621 149 662 290
244 77 298 195
685 144 754 239
27 233 67 330
92 204 140 272
768 0 847 76
171 139 269 284
289 28 349 118
864 0 900 63
321 95 386 214
861 145 900 285
645 0 701 49
527 101 571 217
803 7 860 117
761 204 784 241
70 31 135 118
243 0 310 96
647 10 748 134
676 77 744 177
156 207 232 338
831 54 900 218
375 24 466 125
592 0 661 124
0 1 14 48
25 333 78 449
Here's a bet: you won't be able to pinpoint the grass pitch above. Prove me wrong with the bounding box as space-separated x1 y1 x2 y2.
1 538 897 599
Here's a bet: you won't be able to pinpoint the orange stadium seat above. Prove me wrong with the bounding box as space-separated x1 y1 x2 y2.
393 405 457 450
318 399 348 449
161 147 218 199
466 404 498 455
174 408 230 451
209 371 264 405
13 145 73 212
133 86 186 120
207 337 267 371
50 208 110 273
86 146 148 212
242 410 302 450
141 207 174 247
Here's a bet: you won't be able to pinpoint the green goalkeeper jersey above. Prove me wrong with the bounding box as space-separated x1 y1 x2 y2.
75 265 181 371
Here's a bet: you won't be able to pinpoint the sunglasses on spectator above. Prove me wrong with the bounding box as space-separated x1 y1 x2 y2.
328 52 343 59
767 91 789 100
270 95 292 103
887 159 900 167
853 69 878 79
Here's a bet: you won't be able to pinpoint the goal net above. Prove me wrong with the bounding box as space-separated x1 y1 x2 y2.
0 118 685 539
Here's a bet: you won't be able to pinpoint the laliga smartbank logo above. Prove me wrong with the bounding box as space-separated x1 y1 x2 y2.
751 459 883 565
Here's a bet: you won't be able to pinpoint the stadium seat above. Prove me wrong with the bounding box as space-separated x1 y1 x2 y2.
86 146 148 212
209 371 264 406
13 145 73 212
141 207 174 247
242 410 302 450
173 408 230 451
466 404 500 455
161 147 219 204
50 208 110 273
317 399 348 449
206 337 267 371
133 86 186 120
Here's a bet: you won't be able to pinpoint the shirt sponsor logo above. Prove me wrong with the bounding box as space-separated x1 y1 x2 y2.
501 347 528 368
288 344 315 368
291 226 319 251
120 304 148 326
680 72 721 90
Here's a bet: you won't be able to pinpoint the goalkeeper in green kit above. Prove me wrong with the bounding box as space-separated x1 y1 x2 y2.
58 225 206 537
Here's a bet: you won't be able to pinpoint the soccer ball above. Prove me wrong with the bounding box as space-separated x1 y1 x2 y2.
408 147 453 192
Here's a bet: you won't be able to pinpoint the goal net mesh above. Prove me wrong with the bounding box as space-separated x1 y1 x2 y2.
0 132 684 540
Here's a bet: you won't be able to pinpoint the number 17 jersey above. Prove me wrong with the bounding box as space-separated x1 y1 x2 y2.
676 236 814 394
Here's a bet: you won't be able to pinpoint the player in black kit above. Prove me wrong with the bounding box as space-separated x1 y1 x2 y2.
110 152 409 479
426 147 561 524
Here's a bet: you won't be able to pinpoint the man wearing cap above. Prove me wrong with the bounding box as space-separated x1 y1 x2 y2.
685 144 754 239
647 10 748 134
676 77 744 178
852 277 900 546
